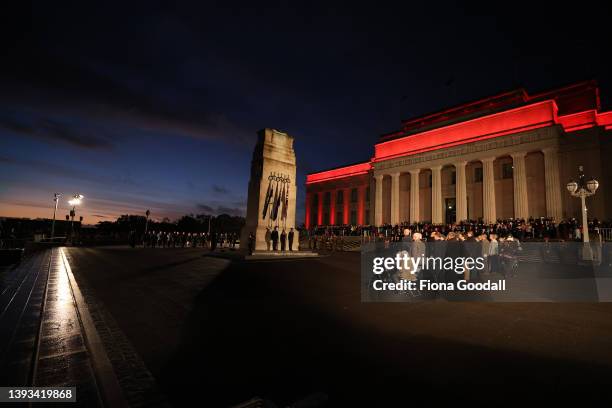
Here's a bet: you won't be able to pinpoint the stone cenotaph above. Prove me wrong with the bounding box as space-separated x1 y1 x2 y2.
241 128 298 252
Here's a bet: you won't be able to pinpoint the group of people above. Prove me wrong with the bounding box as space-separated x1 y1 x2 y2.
140 230 239 250
261 227 296 252
374 229 522 290
306 233 351 251
309 217 610 243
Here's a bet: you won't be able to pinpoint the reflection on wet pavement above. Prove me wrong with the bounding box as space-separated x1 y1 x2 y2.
33 248 102 407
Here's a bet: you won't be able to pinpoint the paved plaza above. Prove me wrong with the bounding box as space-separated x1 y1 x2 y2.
3 247 612 406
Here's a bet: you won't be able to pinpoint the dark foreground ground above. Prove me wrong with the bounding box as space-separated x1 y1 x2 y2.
64 247 612 406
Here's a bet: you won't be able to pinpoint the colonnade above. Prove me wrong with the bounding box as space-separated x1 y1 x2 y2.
374 147 563 225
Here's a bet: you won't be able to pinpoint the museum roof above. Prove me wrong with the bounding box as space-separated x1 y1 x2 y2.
379 80 600 142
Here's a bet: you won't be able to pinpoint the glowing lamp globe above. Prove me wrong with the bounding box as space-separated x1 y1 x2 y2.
586 179 599 194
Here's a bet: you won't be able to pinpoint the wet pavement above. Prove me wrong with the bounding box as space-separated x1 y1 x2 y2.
0 248 123 407
64 246 612 406
0 250 49 387
34 248 102 407
4 246 612 406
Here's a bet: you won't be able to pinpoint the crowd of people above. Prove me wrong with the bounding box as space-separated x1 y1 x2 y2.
386 229 521 281
308 217 611 243
139 230 239 250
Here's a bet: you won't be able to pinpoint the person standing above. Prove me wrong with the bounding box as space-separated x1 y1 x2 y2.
248 232 255 255
271 227 279 251
411 232 426 280
464 231 479 281
265 228 272 251
288 228 295 251
280 229 287 251
479 233 490 275
488 233 499 274
501 234 520 278
211 232 217 251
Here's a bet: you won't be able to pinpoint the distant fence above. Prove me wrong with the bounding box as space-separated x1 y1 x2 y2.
601 228 612 242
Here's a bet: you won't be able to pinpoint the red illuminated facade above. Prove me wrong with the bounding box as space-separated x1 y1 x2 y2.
305 81 612 227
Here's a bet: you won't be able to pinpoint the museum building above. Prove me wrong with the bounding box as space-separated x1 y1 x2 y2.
305 81 612 227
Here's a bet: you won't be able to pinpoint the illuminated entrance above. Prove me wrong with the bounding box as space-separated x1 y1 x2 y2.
445 198 456 224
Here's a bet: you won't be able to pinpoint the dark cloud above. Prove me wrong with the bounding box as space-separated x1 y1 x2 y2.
37 118 113 149
0 113 113 150
197 203 215 213
0 155 128 187
0 115 34 134
1 50 256 146
212 185 229 194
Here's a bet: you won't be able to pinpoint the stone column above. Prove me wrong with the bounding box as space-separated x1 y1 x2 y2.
343 189 350 224
305 192 312 228
455 161 467 222
543 147 563 221
390 172 400 225
431 165 443 224
317 191 323 226
511 152 529 220
482 157 496 224
409 169 420 223
330 190 337 225
358 185 366 225
375 175 384 226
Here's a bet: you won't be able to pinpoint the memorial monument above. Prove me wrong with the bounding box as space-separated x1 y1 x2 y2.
241 128 299 253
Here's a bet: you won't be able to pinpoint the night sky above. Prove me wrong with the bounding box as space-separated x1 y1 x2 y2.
1 2 610 224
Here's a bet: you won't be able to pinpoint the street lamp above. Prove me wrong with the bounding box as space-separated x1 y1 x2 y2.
68 194 84 244
566 166 599 259
51 193 61 241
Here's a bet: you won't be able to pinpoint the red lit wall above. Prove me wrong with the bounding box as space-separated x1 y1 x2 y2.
343 189 349 224
317 192 323 226
373 101 612 162
358 186 365 224
374 101 558 162
305 192 311 229
306 162 371 184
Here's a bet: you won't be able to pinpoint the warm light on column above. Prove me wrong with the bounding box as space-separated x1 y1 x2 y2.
305 192 311 228
330 190 336 225
358 185 365 225
317 192 323 226
343 189 350 225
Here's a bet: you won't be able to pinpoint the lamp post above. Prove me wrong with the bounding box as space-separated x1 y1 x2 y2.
566 166 599 259
68 194 84 244
144 209 150 246
51 193 61 241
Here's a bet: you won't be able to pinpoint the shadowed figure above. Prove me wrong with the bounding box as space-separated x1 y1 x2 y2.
265 228 271 251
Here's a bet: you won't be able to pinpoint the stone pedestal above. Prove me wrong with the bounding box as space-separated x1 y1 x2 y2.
241 129 297 251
